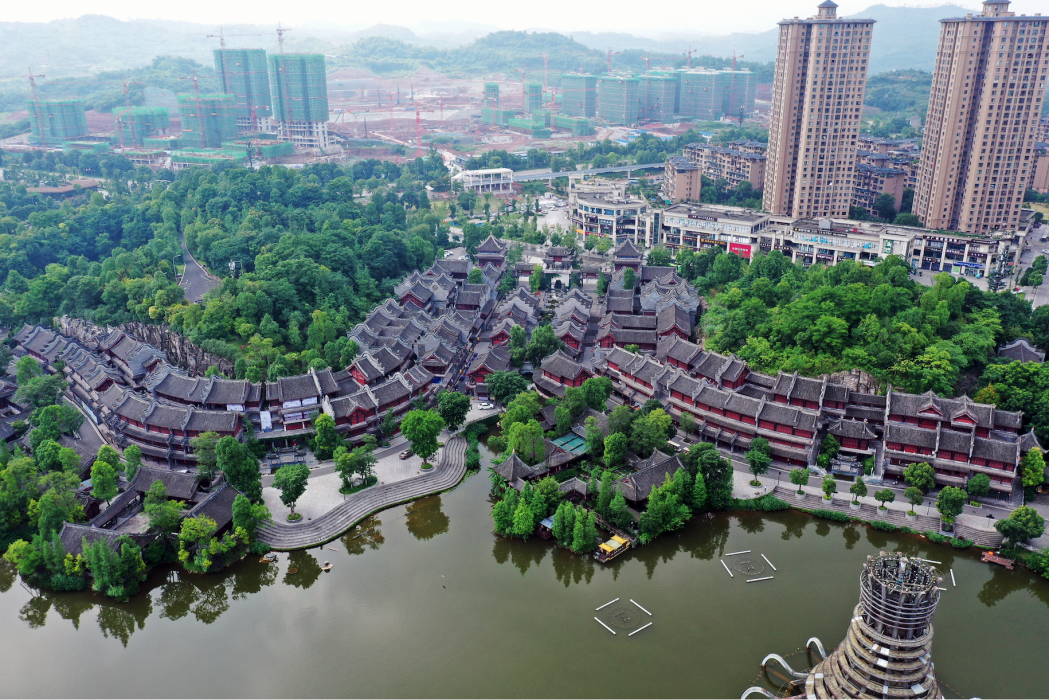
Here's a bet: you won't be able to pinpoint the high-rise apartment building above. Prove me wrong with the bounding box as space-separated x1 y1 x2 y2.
913 1 1048 233
213 48 272 132
268 53 332 150
763 1 875 218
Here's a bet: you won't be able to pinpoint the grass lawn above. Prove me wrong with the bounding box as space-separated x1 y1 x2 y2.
1026 202 1049 216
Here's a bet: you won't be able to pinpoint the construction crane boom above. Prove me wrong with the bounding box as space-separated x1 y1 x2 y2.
24 68 47 148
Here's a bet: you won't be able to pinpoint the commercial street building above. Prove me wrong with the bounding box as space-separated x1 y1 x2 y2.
913 1 1048 233
763 1 876 218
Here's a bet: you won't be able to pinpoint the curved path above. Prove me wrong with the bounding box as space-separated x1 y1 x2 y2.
178 233 220 303
258 436 469 550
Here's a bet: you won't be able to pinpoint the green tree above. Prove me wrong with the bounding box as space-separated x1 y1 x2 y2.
90 460 118 506
691 469 708 511
630 408 672 457
312 413 341 460
608 489 631 530
468 267 484 284
904 462 936 493
746 437 772 485
122 444 142 481
608 404 636 436
400 410 445 465
597 470 613 517
232 493 271 548
529 264 544 293
904 486 924 514
570 507 587 552
966 473 991 500
380 409 399 440
821 473 837 500
436 391 471 432
485 370 529 405
994 505 1046 545
604 432 628 468
525 323 565 366
623 268 636 289
552 501 573 546
850 476 867 504
191 431 220 481
554 404 572 435
510 496 535 539
507 419 545 464
679 411 695 437
1021 448 1046 490
584 416 604 458
935 486 967 521
646 246 673 267
581 376 613 411
145 492 184 536
582 510 598 552
217 436 262 502
492 490 517 536
272 463 310 517
874 488 896 509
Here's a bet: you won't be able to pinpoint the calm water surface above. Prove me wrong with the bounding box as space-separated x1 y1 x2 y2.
2 446 1048 698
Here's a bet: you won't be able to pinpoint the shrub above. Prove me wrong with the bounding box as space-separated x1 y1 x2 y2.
871 520 903 533
808 508 851 522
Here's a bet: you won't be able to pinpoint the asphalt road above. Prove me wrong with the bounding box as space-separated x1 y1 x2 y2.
178 234 221 303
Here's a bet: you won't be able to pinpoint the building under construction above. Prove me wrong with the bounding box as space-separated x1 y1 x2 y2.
747 552 944 699
177 94 238 148
113 106 171 148
638 74 678 123
561 74 597 118
597 75 639 126
484 82 500 108
678 69 756 121
524 82 543 114
213 48 272 132
268 53 332 150
27 100 89 145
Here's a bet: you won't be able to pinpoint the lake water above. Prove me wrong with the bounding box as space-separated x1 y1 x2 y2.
2 446 1048 698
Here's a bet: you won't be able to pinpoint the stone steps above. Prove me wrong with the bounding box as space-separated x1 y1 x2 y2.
258 437 469 550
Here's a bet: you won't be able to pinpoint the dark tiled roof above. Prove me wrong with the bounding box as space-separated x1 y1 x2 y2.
185 482 240 531
539 350 589 381
131 466 200 501
468 346 511 375
494 453 535 481
997 338 1045 363
58 522 152 557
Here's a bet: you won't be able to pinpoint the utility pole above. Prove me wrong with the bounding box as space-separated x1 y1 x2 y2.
24 68 47 148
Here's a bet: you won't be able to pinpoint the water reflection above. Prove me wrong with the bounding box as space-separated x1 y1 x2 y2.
842 525 861 550
284 550 323 590
737 512 765 534
405 496 450 541
551 546 595 587
492 536 548 576
0 560 15 593
97 601 150 646
343 516 385 555
814 521 831 538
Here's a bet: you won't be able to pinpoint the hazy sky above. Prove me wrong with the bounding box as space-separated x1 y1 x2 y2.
6 0 1047 36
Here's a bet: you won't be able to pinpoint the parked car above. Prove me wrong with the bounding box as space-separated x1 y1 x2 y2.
458 255 469 261
399 449 413 460
444 251 453 258
478 402 495 410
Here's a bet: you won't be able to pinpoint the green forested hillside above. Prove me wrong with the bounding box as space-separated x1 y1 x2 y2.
0 154 449 378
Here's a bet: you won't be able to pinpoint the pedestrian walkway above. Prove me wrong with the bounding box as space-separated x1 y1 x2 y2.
258 436 468 550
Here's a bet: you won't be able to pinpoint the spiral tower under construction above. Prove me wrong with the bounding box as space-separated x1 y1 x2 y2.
805 552 943 699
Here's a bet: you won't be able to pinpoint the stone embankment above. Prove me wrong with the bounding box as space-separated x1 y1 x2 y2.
258 436 468 550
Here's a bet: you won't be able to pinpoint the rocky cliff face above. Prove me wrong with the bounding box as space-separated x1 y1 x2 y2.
58 316 234 378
